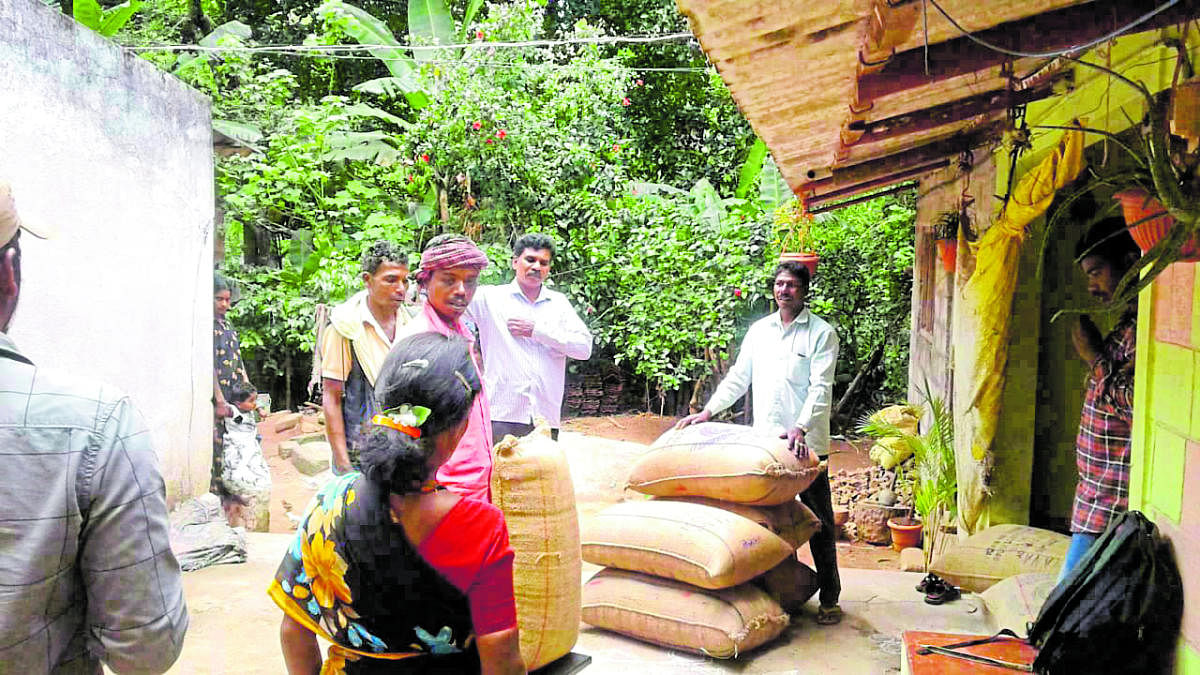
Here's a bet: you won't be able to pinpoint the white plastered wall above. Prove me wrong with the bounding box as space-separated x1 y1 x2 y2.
0 0 214 503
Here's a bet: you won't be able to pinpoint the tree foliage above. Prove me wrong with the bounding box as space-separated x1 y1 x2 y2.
100 0 915 419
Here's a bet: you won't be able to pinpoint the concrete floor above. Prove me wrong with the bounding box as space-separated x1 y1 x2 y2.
169 532 992 674
167 432 994 673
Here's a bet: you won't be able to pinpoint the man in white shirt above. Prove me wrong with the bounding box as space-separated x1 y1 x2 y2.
677 260 842 624
468 233 593 441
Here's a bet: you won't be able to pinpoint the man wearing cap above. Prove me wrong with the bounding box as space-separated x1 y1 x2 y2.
321 241 413 474
0 182 188 672
1060 217 1141 581
401 234 494 501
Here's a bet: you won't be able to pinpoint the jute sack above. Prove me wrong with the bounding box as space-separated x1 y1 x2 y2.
755 557 820 614
929 524 1069 593
582 568 789 658
491 427 580 670
628 422 821 505
581 500 792 589
656 496 821 550
980 572 1058 634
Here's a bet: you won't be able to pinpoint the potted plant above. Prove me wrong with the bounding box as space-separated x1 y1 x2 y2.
1038 67 1200 309
858 388 956 570
933 210 960 273
774 199 819 277
1111 187 1200 260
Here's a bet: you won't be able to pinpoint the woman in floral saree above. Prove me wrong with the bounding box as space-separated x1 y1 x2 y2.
269 333 525 674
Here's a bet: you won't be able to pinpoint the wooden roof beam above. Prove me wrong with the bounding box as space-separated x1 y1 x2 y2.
856 0 1200 105
806 161 947 207
847 70 1069 147
801 121 1004 194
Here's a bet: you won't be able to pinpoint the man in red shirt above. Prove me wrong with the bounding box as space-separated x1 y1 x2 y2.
1061 217 1140 580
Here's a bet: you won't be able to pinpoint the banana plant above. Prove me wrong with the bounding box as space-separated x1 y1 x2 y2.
317 0 431 110
71 0 140 37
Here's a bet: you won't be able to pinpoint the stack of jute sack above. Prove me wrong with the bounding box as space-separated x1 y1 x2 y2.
491 425 582 670
581 422 824 658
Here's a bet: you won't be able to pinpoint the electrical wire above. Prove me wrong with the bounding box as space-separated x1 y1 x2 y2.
125 31 697 54
172 49 712 72
925 0 1180 60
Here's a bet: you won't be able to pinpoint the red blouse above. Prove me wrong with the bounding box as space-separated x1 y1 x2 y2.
417 497 517 635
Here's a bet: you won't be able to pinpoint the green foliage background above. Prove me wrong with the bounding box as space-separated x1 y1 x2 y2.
106 0 916 424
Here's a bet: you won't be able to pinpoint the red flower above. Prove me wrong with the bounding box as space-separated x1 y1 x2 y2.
586 305 595 315
407 175 414 183
472 121 482 130
485 138 494 144
612 144 620 152
496 129 507 139
636 79 644 86
419 154 430 162
475 30 485 39
621 97 631 106
733 288 743 298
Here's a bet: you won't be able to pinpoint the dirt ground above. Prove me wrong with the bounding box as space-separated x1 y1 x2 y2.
257 412 900 570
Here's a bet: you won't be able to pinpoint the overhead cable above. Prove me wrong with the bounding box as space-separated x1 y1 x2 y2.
926 0 1180 60
132 47 712 72
125 31 697 54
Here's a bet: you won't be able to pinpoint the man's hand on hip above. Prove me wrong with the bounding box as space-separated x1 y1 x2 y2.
674 409 711 430
507 318 535 338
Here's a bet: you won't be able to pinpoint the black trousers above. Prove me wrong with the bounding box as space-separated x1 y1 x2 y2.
799 469 842 607
491 420 559 442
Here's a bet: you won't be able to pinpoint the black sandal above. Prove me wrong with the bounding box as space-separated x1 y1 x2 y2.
915 573 941 594
924 579 961 605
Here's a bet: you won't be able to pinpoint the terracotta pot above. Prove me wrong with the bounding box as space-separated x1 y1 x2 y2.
1112 189 1200 261
887 517 922 552
935 239 957 273
779 251 819 279
832 507 849 528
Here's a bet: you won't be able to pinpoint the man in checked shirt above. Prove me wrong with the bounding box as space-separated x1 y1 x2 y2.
0 181 187 672
1061 217 1141 581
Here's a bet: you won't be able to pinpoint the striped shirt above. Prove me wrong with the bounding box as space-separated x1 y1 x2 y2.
466 282 592 427
1072 310 1137 534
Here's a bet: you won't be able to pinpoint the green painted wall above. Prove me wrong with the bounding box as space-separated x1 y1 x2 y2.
999 27 1200 666
982 27 1200 534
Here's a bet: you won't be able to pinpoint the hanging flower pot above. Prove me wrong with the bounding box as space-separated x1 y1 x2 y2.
935 239 957 273
887 516 923 552
1112 188 1200 261
779 251 819 278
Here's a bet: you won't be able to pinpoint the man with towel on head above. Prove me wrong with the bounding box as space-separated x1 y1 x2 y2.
401 234 495 502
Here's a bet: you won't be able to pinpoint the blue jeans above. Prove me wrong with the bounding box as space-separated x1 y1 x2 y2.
1057 532 1099 583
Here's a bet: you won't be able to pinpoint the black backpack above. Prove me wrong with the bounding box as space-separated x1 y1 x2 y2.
1027 510 1183 674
